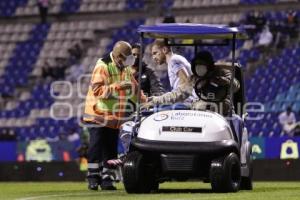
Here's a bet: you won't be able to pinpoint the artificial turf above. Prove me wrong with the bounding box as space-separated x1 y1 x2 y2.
1 181 300 200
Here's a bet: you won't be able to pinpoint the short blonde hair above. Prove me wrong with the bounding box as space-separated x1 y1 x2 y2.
152 39 171 51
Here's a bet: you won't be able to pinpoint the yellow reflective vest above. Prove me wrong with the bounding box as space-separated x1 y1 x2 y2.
83 53 145 129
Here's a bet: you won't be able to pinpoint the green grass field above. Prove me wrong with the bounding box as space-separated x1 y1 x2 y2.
0 182 300 200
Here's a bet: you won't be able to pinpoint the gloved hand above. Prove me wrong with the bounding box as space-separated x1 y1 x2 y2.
118 81 132 90
192 101 208 110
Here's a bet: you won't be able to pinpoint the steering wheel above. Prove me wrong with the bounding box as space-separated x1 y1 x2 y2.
194 79 228 102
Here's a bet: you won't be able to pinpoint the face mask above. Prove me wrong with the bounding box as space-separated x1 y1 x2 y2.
123 55 135 67
195 64 208 77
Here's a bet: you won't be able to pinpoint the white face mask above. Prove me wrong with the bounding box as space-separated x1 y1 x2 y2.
195 64 208 77
123 54 135 66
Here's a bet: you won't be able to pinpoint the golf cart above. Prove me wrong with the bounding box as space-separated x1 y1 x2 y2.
121 24 253 193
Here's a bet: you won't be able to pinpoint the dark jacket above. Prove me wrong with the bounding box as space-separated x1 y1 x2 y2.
134 63 165 96
201 67 240 115
206 67 240 93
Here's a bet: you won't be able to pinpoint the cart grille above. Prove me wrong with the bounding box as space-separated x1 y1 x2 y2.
161 154 195 172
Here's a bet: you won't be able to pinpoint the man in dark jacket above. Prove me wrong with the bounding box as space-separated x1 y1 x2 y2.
131 43 165 97
191 51 240 115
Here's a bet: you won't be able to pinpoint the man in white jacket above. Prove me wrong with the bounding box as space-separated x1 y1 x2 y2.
151 39 197 103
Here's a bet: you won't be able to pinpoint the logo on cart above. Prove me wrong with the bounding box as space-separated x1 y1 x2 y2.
154 114 169 121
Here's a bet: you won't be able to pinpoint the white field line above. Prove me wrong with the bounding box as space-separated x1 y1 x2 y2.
15 192 116 200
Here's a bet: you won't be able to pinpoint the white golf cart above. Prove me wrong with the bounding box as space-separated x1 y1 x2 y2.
121 24 253 193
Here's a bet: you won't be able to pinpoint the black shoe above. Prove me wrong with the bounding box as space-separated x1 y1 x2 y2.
87 176 100 191
100 184 117 190
100 179 117 190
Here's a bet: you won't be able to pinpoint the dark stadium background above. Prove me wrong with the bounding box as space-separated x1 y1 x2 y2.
0 0 300 181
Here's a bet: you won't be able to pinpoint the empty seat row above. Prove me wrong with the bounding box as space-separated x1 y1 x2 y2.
7 0 130 17
26 0 63 7
15 4 61 16
175 13 241 24
0 118 35 127
15 0 63 16
46 30 95 41
0 45 15 61
0 33 29 43
39 49 69 59
81 0 126 3
39 45 70 54
0 24 33 34
43 41 73 51
79 1 125 12
144 18 164 26
80 38 111 66
0 50 14 60
173 0 239 9
50 20 109 32
0 43 16 51
86 47 106 57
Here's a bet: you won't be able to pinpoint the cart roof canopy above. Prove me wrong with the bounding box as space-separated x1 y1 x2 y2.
138 23 247 40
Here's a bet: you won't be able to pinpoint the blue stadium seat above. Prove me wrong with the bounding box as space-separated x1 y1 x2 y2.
61 0 81 14
286 92 297 101
292 102 300 112
162 0 174 10
126 0 145 10
0 23 50 97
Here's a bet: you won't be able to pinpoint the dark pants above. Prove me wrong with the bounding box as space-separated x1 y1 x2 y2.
87 126 119 179
87 127 119 186
87 127 119 184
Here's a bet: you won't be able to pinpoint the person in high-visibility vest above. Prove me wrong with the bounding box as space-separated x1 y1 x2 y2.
83 41 146 191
